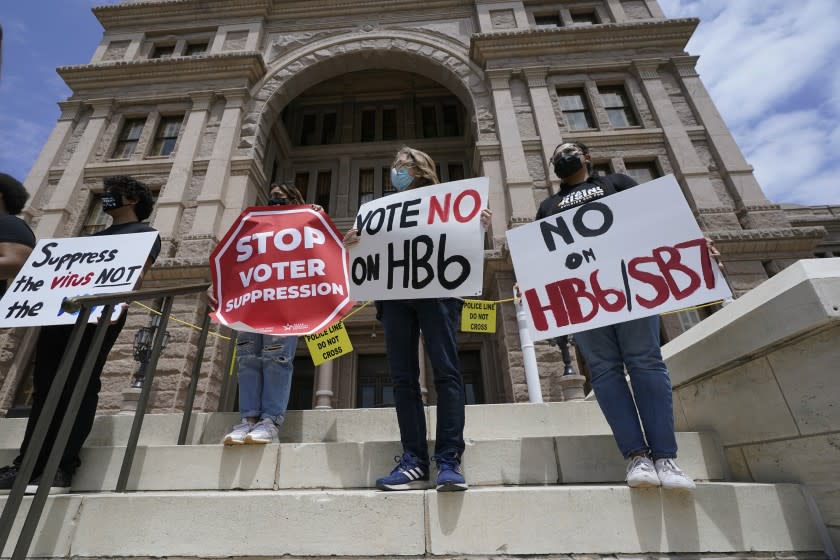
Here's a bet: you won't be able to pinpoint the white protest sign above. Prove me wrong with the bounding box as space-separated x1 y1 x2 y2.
0 232 158 327
506 175 731 341
348 177 489 301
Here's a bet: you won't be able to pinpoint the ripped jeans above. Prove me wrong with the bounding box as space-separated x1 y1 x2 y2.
235 331 297 426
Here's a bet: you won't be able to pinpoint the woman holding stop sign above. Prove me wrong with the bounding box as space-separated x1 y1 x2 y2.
220 183 322 445
343 147 491 491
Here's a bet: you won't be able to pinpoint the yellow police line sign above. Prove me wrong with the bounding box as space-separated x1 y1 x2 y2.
461 300 496 333
304 321 353 366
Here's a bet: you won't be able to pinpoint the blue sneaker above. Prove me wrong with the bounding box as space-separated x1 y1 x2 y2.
375 453 429 491
434 452 468 492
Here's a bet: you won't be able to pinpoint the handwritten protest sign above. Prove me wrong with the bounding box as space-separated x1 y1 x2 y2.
349 177 489 301
0 232 158 327
211 206 352 336
304 321 353 366
506 175 731 341
461 300 496 333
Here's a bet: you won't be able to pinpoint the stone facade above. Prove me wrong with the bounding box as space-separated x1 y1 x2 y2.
0 0 827 416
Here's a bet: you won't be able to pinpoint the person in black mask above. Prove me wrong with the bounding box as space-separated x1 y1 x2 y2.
0 175 161 494
219 183 322 446
536 142 717 491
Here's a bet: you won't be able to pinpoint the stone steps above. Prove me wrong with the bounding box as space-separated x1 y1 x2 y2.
0 402 613 448
2 484 823 557
0 432 725 492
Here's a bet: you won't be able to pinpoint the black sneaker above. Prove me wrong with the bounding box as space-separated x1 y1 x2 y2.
25 469 72 495
0 465 19 494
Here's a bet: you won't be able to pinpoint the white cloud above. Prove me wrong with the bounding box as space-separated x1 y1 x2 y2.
660 0 840 205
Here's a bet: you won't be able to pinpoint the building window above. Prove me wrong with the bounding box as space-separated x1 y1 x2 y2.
624 161 660 184
315 171 332 211
557 89 595 130
535 13 562 27
421 106 438 138
592 162 611 176
382 108 398 141
111 118 145 159
358 168 375 207
360 110 376 142
150 115 183 156
150 44 175 59
600 86 638 128
570 10 599 25
294 172 310 201
676 309 702 332
300 113 318 146
321 112 338 145
382 167 396 196
356 355 395 408
184 42 208 56
448 163 465 182
442 104 460 137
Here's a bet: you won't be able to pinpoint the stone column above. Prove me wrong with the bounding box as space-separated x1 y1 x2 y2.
183 90 246 255
36 98 114 239
645 0 666 18
487 69 536 224
632 60 738 231
314 360 334 409
476 144 508 246
154 92 214 256
671 56 789 229
523 67 564 194
22 100 83 221
604 0 627 22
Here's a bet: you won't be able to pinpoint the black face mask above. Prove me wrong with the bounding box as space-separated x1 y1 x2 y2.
268 197 290 206
553 154 584 179
100 191 123 211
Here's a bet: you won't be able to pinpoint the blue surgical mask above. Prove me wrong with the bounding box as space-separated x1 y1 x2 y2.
390 167 414 191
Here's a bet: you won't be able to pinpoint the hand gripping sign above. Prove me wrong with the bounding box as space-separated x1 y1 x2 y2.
211 205 353 336
349 177 489 301
506 175 732 341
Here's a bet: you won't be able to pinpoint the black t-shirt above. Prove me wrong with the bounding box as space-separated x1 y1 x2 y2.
535 173 638 220
93 222 162 264
0 215 37 298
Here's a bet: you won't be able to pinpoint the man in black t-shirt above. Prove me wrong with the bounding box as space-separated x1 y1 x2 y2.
0 175 161 494
536 142 697 490
0 173 36 298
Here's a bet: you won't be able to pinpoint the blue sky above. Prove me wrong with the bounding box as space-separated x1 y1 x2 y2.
1 0 838 206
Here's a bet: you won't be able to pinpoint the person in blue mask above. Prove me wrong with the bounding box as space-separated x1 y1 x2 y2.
343 146 491 492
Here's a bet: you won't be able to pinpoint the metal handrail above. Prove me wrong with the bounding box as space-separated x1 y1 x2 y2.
0 282 211 559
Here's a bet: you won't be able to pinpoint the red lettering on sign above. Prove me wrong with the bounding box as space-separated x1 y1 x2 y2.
453 189 481 223
427 193 451 224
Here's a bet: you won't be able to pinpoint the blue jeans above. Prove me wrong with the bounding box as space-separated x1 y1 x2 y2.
236 331 297 425
379 298 465 464
573 315 677 460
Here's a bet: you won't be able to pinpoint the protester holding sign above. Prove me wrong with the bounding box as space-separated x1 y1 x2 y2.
533 142 721 490
221 183 320 445
0 175 161 495
343 147 491 492
0 173 36 298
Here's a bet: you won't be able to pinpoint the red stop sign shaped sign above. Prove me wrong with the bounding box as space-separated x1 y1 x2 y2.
211 206 353 336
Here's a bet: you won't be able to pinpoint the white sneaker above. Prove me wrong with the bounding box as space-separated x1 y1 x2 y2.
245 419 279 444
626 455 661 488
223 419 254 445
655 458 696 490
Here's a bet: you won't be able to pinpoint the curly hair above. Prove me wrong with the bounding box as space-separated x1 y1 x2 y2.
103 175 155 221
0 173 30 215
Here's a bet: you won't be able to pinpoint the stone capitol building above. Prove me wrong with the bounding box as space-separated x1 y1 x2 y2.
0 0 834 417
